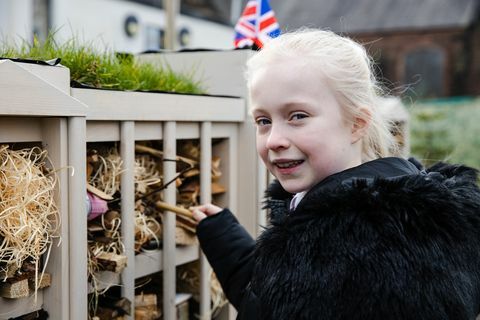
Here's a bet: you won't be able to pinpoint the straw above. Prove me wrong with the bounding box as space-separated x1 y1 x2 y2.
0 145 60 301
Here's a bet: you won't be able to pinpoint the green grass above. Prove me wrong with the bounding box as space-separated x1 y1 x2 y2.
408 97 480 170
0 34 204 94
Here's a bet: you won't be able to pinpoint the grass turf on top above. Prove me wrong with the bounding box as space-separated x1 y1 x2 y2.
0 34 204 94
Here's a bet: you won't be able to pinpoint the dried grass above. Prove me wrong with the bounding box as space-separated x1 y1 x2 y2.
88 148 124 197
0 145 60 301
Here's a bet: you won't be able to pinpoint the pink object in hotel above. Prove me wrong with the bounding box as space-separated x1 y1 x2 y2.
87 191 109 220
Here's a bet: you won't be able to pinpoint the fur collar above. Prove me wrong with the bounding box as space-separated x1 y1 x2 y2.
254 158 480 319
264 157 480 228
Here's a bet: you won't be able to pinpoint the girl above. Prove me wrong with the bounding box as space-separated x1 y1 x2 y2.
193 29 480 320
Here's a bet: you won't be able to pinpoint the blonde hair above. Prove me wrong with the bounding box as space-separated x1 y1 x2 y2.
246 28 396 161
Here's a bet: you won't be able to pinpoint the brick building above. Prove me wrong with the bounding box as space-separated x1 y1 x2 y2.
269 0 480 98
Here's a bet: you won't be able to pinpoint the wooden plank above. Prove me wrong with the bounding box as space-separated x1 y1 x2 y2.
134 246 200 280
0 118 43 143
163 121 176 320
199 122 212 318
42 118 70 320
120 121 135 320
135 122 163 141
0 60 86 116
72 88 245 122
86 121 120 142
0 295 44 319
68 116 88 320
176 122 200 139
137 50 253 97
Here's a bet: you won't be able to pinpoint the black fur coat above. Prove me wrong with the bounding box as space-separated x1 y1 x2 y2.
197 157 480 320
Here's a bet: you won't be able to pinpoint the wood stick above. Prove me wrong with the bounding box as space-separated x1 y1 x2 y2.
135 293 157 308
135 144 198 167
155 201 194 219
97 252 128 273
29 273 51 290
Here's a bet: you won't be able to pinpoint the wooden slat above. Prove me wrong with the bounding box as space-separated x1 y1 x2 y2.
72 88 245 122
68 116 88 320
0 295 44 319
134 246 200 279
199 122 212 318
163 121 176 320
42 118 70 319
120 121 135 318
86 121 120 142
0 118 43 142
120 121 135 320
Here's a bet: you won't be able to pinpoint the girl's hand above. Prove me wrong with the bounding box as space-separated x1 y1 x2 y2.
191 203 223 223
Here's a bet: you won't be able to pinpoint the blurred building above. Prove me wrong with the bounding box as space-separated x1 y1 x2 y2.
269 0 480 98
0 0 241 52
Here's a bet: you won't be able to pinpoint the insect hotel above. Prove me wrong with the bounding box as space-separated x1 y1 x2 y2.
0 48 265 320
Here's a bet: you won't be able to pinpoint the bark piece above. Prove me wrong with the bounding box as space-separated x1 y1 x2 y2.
0 278 29 298
135 293 157 307
97 252 127 273
29 273 51 291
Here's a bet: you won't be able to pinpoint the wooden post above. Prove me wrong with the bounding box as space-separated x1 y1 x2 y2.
200 121 212 319
121 121 135 319
41 118 69 320
163 121 176 320
68 116 88 320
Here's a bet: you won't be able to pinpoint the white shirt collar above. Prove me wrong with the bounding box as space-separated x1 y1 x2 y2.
289 191 307 211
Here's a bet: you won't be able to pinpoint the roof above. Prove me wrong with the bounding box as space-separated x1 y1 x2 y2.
268 0 480 34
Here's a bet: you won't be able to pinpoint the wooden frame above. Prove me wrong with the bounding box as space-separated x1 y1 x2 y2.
0 59 87 319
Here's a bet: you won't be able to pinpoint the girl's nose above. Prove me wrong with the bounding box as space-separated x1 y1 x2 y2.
265 125 289 150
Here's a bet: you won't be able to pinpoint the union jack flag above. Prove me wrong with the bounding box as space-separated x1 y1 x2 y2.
234 0 281 48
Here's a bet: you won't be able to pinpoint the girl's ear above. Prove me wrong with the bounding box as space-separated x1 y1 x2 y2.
351 107 371 144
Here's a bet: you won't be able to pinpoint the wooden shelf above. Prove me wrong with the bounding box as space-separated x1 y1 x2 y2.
0 295 44 319
88 271 121 294
135 245 200 279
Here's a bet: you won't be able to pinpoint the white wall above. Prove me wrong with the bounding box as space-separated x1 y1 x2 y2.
50 0 235 52
0 0 33 44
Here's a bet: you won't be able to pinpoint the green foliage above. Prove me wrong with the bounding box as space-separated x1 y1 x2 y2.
409 98 480 170
0 34 204 94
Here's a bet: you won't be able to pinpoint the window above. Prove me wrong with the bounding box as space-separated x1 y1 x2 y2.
404 47 446 98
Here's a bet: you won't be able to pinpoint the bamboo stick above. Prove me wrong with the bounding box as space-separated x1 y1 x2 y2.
135 144 198 167
155 201 194 219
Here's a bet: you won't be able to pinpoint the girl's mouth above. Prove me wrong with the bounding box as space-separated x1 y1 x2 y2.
274 160 304 168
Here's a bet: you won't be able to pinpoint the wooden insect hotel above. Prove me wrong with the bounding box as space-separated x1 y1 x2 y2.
0 49 265 320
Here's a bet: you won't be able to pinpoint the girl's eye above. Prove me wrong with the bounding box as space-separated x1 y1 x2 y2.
290 113 308 121
255 117 271 126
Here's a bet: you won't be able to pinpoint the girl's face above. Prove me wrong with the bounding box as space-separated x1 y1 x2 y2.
250 59 363 193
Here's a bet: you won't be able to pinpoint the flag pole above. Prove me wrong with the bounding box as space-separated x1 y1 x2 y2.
163 0 179 50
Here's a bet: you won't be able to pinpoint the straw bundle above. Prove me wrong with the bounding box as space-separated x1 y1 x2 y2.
134 207 161 253
135 154 162 196
88 148 124 197
0 145 60 289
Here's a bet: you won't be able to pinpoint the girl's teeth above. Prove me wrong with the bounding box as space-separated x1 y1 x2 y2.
276 161 302 168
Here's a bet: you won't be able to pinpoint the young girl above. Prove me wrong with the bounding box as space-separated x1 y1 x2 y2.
193 29 480 320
